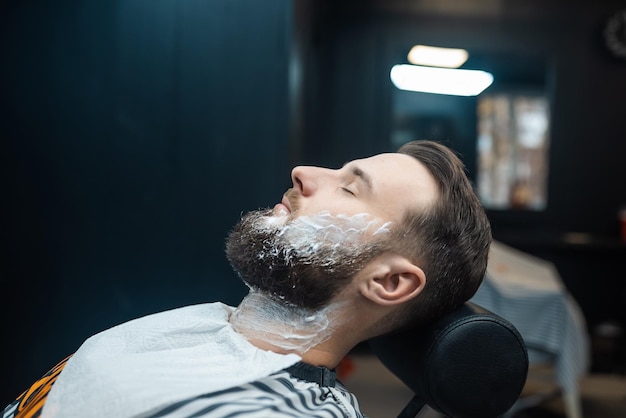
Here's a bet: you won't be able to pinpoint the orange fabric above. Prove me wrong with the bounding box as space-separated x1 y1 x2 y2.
9 355 72 418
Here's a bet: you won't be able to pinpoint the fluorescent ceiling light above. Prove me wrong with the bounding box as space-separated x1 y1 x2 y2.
390 64 494 97
408 45 469 68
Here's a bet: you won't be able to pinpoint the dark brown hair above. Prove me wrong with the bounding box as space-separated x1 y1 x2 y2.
387 140 492 330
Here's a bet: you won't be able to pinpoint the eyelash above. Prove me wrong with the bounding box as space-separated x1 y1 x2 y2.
342 187 355 196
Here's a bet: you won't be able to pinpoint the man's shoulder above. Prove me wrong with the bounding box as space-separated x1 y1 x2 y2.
141 301 234 320
80 301 236 351
106 301 234 330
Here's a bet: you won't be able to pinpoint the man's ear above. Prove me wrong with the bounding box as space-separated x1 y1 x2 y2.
357 254 426 306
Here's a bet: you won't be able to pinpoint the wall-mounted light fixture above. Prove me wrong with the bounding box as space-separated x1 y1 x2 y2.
390 64 494 96
393 44 493 96
407 45 469 68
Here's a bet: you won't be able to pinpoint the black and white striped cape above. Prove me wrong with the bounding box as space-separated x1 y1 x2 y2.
138 370 367 418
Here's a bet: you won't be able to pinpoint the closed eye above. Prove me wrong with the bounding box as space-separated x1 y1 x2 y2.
342 187 356 196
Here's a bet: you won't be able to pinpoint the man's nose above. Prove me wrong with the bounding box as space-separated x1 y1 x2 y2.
291 166 333 196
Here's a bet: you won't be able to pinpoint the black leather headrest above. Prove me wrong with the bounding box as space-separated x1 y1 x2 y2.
368 302 528 418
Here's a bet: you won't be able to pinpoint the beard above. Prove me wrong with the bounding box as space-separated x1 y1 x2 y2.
225 208 390 310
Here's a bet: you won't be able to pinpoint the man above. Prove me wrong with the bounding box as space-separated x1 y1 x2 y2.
4 140 491 418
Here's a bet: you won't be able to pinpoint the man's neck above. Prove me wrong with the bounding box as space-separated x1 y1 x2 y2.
228 291 358 368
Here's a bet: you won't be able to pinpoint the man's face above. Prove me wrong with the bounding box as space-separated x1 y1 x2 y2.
225 153 438 310
277 153 438 225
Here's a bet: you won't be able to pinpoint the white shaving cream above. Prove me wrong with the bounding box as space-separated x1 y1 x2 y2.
257 211 392 265
230 211 392 352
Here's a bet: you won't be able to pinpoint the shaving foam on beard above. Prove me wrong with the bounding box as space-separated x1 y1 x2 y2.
230 211 392 353
256 211 392 265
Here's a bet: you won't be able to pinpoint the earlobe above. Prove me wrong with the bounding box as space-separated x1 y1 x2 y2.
358 255 426 306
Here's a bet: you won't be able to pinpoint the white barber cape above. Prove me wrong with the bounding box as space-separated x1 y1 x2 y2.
42 302 301 418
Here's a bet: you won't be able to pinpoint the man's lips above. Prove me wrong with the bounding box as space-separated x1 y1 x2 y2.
273 195 292 216
281 195 292 212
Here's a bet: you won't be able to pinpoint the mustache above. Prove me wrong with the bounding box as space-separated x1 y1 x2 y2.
284 188 300 212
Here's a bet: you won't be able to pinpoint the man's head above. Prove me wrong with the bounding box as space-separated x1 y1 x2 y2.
226 140 491 332
226 150 435 309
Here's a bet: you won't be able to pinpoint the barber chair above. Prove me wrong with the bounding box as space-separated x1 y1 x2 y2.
369 302 529 418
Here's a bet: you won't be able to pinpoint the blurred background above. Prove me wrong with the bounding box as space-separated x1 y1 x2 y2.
2 0 626 411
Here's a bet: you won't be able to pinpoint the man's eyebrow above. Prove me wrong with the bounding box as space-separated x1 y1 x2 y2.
343 163 373 191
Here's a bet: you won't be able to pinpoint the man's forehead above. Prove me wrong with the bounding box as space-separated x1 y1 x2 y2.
353 152 439 215
351 152 416 166
350 153 431 181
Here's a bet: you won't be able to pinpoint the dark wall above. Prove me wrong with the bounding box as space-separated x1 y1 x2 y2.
1 0 296 402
